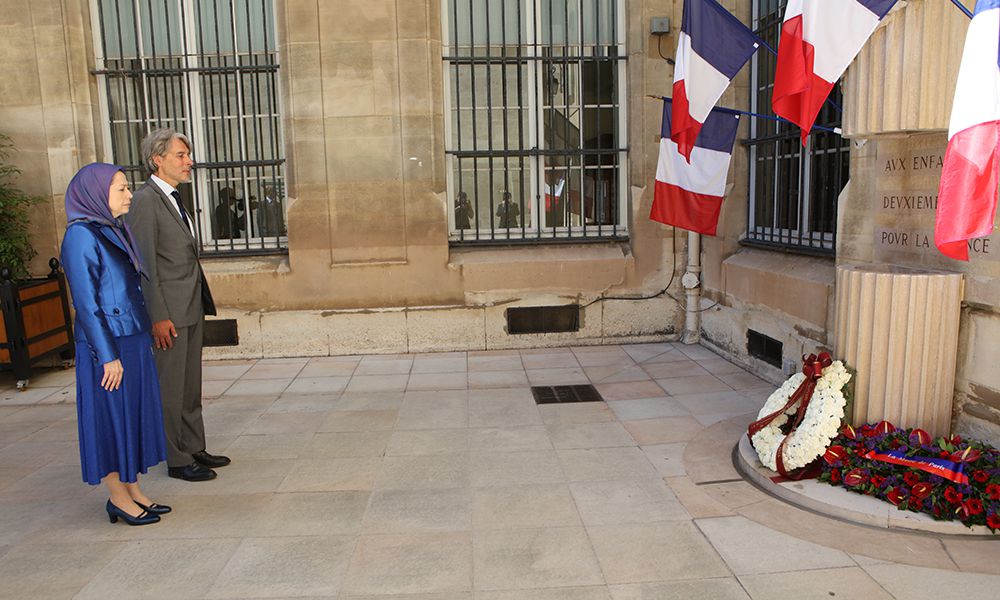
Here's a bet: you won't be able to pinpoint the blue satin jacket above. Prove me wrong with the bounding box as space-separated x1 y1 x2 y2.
60 221 152 365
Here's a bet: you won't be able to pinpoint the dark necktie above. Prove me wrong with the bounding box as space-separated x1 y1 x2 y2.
170 190 191 230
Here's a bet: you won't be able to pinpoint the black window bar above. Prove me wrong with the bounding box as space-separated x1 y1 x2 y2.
91 0 287 256
744 0 848 256
444 0 629 245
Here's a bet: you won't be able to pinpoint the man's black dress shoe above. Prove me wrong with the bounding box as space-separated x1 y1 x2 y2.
168 463 217 481
193 450 231 468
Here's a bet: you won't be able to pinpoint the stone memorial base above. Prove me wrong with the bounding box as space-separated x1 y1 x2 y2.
735 435 991 536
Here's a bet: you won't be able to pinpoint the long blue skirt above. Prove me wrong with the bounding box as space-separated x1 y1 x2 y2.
76 332 168 485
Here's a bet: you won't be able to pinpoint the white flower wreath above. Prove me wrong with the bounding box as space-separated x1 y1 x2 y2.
751 360 851 472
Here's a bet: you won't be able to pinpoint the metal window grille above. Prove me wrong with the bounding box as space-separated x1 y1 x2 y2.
745 0 848 255
443 0 629 244
91 0 287 256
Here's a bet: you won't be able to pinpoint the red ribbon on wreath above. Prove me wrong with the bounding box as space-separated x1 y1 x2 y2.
747 352 833 479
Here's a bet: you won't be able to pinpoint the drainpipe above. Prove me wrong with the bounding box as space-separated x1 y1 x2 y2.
682 231 702 344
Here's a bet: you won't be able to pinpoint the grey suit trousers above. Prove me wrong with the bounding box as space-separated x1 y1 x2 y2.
156 319 206 467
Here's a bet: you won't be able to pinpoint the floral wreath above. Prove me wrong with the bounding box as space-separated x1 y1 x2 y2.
820 422 1000 532
748 353 852 477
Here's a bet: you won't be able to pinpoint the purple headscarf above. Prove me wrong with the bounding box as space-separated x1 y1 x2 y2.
65 163 145 275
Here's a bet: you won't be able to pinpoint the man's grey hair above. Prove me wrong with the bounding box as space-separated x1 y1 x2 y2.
141 128 192 175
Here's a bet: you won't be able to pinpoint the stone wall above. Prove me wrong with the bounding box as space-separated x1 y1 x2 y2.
693 0 836 383
836 0 1000 443
0 0 101 275
839 133 1000 443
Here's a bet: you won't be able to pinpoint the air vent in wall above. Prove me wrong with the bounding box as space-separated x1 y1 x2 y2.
746 329 782 368
506 305 580 335
203 319 239 347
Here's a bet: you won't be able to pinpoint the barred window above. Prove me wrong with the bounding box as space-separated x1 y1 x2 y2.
443 0 628 243
92 0 286 255
746 0 848 254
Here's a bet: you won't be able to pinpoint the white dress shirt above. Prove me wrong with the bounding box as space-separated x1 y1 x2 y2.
150 174 195 236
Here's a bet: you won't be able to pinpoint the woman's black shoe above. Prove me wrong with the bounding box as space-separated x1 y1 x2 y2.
106 500 160 526
134 501 172 515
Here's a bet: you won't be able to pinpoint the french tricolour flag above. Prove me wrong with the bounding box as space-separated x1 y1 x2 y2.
672 0 759 162
651 98 740 236
773 0 898 145
936 0 1000 261
545 178 565 212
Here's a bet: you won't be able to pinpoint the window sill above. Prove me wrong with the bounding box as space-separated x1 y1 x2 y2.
450 235 629 247
450 242 630 293
721 248 835 328
201 253 289 276
739 237 835 258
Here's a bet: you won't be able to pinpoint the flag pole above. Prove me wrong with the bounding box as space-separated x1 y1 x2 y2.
683 230 702 345
646 95 841 135
950 0 974 19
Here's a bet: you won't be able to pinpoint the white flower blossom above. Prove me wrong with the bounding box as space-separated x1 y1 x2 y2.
750 360 851 471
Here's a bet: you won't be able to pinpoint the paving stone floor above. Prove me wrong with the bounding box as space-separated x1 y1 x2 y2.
1 343 999 599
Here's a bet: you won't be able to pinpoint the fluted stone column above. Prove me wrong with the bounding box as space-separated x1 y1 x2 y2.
835 264 964 436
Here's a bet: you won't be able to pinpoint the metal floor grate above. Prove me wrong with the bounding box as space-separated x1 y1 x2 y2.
531 384 604 404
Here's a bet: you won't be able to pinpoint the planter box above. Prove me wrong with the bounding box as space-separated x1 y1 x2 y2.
0 260 75 389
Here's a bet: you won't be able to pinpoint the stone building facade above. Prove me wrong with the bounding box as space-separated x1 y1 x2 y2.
4 0 999 442
4 0 686 356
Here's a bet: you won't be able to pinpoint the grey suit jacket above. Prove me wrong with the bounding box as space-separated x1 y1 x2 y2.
125 179 216 328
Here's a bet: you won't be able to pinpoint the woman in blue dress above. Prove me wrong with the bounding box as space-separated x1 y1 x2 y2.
61 163 170 526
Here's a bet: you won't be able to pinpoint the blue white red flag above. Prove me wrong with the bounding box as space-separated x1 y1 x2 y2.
652 98 740 236
772 0 898 145
935 0 1000 261
671 0 759 162
545 177 565 212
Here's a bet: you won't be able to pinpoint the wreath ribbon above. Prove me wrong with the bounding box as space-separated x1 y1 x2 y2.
863 450 969 484
747 352 833 479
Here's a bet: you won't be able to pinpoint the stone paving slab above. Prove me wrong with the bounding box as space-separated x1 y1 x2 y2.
1 343 999 599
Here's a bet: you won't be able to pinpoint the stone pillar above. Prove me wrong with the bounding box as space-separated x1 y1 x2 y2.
834 264 964 436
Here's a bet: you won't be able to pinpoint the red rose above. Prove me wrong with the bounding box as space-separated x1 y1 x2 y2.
870 475 886 488
841 425 859 440
972 470 989 483
830 468 842 483
909 429 931 446
911 482 934 501
874 421 895 435
861 426 879 438
886 487 906 506
843 468 868 487
939 451 951 459
903 471 921 486
964 498 984 515
944 487 963 504
986 484 1000 500
823 445 847 465
987 514 1000 530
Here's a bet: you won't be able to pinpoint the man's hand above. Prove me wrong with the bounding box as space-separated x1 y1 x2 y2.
152 319 177 350
102 359 124 391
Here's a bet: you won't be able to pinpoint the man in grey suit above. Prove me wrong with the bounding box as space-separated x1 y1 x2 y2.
125 128 230 482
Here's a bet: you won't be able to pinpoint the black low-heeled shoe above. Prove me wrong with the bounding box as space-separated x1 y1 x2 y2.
134 501 172 515
106 500 160 526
